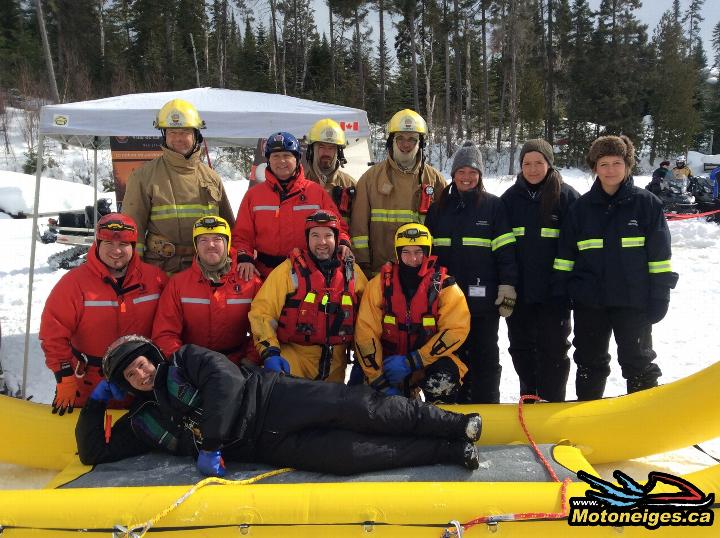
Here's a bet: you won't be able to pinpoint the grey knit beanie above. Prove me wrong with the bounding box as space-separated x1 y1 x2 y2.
451 142 483 177
520 138 554 167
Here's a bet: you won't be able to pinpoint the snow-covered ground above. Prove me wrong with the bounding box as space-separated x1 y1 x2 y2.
0 112 717 487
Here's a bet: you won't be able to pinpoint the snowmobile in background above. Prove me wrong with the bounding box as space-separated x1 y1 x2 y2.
39 198 113 269
688 175 720 223
656 176 697 215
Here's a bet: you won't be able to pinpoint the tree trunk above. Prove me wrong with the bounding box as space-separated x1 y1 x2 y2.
464 19 472 138
545 0 555 144
508 0 518 175
35 0 61 103
355 7 365 108
378 0 386 119
445 22 451 155
481 1 490 141
453 0 462 138
329 2 336 100
190 33 201 87
269 0 280 93
409 4 420 112
98 0 105 63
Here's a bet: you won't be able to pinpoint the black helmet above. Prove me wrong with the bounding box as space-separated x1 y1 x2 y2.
102 335 164 391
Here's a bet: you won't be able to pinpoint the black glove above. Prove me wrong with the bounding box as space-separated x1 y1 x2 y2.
646 299 669 324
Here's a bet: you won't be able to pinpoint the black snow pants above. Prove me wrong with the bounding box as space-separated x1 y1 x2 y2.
572 304 660 400
506 302 571 402
247 376 470 474
457 313 501 403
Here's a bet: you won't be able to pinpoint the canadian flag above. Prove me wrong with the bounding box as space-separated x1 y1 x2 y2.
339 121 359 132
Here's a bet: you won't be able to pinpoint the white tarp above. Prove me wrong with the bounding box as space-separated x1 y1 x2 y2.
39 87 371 147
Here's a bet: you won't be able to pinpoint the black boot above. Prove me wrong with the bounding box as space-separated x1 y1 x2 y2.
464 413 482 443
576 367 607 400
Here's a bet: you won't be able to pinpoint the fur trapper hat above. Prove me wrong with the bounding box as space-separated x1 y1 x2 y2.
451 142 483 177
587 135 635 170
520 138 554 167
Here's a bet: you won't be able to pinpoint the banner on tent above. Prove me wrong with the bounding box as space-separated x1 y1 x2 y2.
109 136 163 208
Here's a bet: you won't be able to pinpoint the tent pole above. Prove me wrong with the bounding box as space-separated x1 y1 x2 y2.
22 136 45 399
92 137 98 223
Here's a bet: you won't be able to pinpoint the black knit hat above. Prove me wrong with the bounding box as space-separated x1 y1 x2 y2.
451 142 483 177
520 139 554 167
587 135 635 170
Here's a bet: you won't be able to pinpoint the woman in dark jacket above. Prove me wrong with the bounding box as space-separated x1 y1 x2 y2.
500 139 580 402
76 335 483 476
553 136 678 399
425 142 518 403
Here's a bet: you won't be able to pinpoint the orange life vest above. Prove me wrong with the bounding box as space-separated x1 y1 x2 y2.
380 257 445 356
276 249 357 347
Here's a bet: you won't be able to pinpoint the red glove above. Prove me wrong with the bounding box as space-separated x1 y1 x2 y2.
52 364 79 416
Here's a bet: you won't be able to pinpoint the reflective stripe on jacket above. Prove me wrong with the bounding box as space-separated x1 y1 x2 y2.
40 247 168 374
350 157 447 276
122 146 235 274
552 178 679 308
426 185 518 313
231 165 350 278
500 173 579 304
249 255 367 382
354 259 469 384
152 250 262 365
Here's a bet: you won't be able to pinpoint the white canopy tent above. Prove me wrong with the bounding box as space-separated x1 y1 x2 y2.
24 88 371 397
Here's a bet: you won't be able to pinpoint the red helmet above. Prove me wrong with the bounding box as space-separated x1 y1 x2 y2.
96 213 138 243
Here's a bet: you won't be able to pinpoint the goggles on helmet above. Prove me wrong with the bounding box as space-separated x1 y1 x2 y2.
194 216 228 231
96 217 137 243
397 227 428 241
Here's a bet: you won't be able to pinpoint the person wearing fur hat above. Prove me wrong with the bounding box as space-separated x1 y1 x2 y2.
75 335 484 476
424 142 518 403
553 135 679 399
39 213 168 415
500 139 580 402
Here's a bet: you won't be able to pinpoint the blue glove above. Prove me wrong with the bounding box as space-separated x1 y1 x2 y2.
264 355 291 374
383 352 422 384
197 450 226 477
89 380 126 403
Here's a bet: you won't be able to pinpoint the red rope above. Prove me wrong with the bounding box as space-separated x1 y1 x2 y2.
444 396 572 536
665 208 720 221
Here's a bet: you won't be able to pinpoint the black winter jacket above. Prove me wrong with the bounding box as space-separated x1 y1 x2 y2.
76 344 278 465
425 185 518 314
500 173 580 303
552 178 679 309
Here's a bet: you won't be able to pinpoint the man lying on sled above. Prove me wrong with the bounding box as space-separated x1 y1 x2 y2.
76 335 483 476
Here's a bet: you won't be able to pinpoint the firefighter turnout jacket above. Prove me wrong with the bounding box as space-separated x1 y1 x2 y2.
304 160 357 221
122 146 235 274
40 246 167 402
553 178 679 308
354 258 469 384
152 251 262 366
231 166 350 278
350 157 447 276
249 250 368 382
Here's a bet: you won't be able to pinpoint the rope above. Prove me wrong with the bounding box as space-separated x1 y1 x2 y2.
665 208 720 221
442 395 571 537
114 467 293 538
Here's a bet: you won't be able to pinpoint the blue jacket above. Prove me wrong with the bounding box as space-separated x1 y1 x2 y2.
553 178 678 309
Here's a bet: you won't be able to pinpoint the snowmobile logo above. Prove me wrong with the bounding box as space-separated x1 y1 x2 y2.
569 469 714 529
